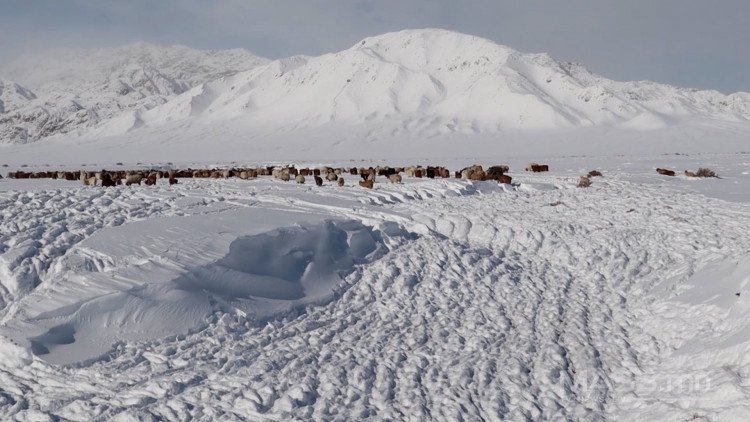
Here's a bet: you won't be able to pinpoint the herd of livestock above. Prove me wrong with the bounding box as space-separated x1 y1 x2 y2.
4 163 544 188
3 163 715 188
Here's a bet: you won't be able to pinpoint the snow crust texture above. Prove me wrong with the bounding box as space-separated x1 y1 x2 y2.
1 156 750 420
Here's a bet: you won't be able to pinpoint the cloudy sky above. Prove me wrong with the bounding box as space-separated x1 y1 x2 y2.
1 0 748 93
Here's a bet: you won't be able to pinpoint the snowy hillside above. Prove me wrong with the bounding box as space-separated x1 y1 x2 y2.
2 29 749 156
127 28 749 136
0 43 268 143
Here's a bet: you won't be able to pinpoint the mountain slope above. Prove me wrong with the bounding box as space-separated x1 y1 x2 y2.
116 29 750 139
0 43 268 143
1 29 749 162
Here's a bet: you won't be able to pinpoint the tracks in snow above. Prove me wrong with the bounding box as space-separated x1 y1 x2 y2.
1 176 750 420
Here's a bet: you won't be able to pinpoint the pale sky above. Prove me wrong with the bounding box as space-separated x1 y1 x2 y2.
1 0 748 93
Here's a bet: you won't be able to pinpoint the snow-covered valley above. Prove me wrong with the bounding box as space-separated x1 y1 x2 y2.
1 154 750 420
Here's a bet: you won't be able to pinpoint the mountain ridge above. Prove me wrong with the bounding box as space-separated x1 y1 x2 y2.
1 29 749 150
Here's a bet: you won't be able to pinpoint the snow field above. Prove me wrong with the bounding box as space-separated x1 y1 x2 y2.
0 160 749 420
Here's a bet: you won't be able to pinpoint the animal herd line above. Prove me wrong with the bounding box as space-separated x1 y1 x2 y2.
4 163 717 188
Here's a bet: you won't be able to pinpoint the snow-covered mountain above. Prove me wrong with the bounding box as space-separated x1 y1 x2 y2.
0 43 268 143
124 28 750 137
1 29 749 160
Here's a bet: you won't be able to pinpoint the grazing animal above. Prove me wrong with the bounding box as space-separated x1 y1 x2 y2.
404 167 416 177
388 174 402 184
300 168 311 176
314 175 323 186
359 179 374 189
144 173 158 186
83 176 97 186
684 170 696 177
349 167 358 175
101 172 116 187
338 177 345 187
498 174 512 184
578 175 592 188
414 169 423 178
326 172 338 182
295 174 305 184
125 173 142 186
525 163 549 172
487 165 510 180
656 168 676 176
587 170 603 177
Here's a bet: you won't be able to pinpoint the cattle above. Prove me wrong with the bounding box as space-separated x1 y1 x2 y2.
289 167 299 176
414 169 423 178
359 179 374 189
578 175 592 188
314 175 323 186
300 168 311 176
168 171 178 185
296 174 306 184
498 174 512 184
525 163 549 172
313 169 321 176
349 167 358 175
656 168 675 176
338 177 345 187
388 174 402 184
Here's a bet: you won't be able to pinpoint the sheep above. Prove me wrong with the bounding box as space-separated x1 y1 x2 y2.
388 174 402 184
578 175 591 188
359 179 374 189
404 166 416 177
326 172 338 182
295 174 306 184
125 173 143 186
314 175 323 186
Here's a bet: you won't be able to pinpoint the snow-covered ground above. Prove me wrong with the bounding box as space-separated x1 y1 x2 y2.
1 153 750 420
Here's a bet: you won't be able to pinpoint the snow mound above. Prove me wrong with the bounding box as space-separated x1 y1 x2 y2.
9 217 399 365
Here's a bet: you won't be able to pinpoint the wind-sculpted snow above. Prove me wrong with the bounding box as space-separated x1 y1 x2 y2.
1 162 750 420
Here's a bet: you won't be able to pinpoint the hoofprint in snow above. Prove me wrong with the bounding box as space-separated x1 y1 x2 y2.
1 154 750 420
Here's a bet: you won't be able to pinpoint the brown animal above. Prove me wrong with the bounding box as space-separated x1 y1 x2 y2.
144 173 158 186
587 170 603 177
300 168 311 176
656 168 675 176
101 172 116 187
578 176 592 188
498 174 512 184
487 165 510 180
359 179 374 189
338 177 345 187
314 175 323 186
168 171 178 185
349 167 358 175
525 163 549 172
